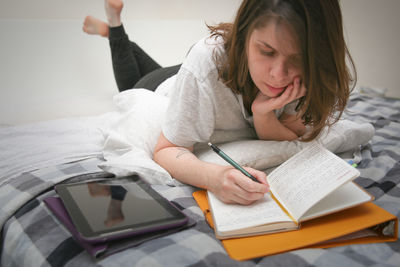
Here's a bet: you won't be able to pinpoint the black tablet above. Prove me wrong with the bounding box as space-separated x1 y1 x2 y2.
55 175 188 243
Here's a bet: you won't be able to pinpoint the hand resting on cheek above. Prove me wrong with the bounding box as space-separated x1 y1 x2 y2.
251 77 306 116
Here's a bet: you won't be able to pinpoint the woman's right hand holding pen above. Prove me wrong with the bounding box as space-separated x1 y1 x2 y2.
209 166 269 205
154 134 269 206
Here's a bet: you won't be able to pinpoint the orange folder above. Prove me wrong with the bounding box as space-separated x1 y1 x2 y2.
193 190 398 261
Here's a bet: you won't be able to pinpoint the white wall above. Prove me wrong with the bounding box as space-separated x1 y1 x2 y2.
0 0 241 21
341 0 400 99
0 0 399 125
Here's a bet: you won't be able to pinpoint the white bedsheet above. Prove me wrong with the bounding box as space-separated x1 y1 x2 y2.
0 112 118 186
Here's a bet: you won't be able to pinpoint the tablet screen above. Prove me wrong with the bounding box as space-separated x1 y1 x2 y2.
56 175 187 241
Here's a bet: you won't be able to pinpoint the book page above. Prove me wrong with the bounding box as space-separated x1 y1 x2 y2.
267 142 360 221
301 182 373 221
207 191 293 233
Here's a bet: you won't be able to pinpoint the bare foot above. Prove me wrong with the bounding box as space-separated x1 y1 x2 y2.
83 15 109 37
105 0 124 27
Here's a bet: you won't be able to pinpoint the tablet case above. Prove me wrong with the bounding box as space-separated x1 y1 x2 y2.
193 190 398 261
44 196 196 259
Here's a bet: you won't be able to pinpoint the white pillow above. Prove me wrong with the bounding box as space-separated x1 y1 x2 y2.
196 120 375 170
100 89 375 184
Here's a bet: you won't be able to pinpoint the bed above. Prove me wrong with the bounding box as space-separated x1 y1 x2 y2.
1 87 399 266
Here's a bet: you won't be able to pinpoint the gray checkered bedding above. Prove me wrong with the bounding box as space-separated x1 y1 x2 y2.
1 91 399 266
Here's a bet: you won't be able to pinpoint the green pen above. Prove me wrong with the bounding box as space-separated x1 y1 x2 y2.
208 142 260 183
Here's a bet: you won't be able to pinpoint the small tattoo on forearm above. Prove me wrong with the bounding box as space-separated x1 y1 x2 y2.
176 148 190 159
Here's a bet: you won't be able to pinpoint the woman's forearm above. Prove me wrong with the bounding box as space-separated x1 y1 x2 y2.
153 133 269 205
253 111 299 141
154 146 220 190
279 113 307 137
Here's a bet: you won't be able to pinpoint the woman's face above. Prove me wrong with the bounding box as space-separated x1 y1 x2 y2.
247 20 303 98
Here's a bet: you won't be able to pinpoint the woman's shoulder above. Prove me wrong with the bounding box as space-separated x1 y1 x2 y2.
194 34 225 52
181 35 226 79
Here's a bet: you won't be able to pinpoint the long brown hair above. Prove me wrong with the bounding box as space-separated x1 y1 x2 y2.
208 0 356 141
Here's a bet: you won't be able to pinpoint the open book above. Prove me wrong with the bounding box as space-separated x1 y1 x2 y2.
207 142 374 239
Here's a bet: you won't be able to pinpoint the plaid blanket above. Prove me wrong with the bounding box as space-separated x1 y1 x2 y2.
1 91 399 266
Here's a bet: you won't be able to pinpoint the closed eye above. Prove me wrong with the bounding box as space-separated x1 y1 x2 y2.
260 50 274 57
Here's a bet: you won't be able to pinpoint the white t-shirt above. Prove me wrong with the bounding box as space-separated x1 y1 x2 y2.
157 35 298 152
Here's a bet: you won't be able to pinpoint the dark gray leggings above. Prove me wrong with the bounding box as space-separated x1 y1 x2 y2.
109 24 181 92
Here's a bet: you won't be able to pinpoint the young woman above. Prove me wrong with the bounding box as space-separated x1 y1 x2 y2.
84 0 356 205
